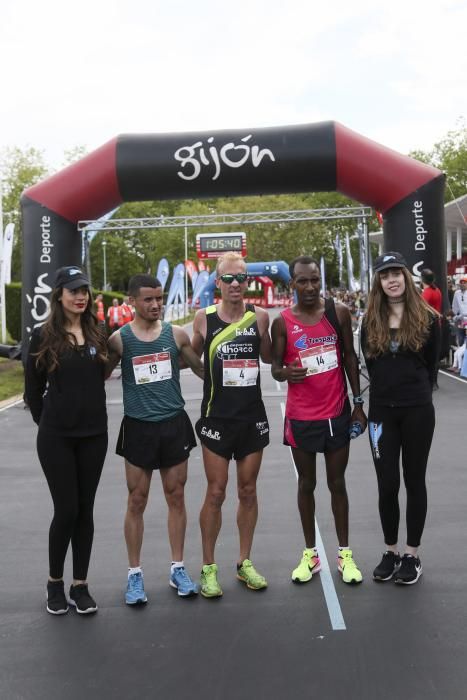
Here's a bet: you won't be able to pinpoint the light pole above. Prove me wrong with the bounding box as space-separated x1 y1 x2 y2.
102 239 107 290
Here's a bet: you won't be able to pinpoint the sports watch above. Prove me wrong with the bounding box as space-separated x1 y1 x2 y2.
352 395 365 406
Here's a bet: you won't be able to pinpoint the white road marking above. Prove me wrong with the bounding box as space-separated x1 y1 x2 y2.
281 402 346 632
439 370 467 384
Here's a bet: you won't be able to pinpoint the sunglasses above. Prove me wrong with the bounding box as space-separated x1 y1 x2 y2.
218 273 248 284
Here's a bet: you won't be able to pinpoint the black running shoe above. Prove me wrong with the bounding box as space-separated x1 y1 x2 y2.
373 551 401 581
46 580 69 615
394 554 422 585
69 584 98 614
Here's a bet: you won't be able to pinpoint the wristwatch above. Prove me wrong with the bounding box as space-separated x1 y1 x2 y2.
352 395 365 405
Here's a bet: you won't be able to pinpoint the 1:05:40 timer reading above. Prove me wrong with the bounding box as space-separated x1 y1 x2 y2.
200 236 242 251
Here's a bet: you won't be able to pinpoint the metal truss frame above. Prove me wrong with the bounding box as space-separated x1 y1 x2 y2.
78 206 373 232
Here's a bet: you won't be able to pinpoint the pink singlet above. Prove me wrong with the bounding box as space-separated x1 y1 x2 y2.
281 307 347 421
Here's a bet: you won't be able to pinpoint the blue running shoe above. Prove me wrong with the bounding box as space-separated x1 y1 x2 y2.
169 566 199 597
125 571 148 605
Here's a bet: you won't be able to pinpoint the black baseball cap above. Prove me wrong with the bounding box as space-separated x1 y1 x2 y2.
54 266 90 290
373 252 408 274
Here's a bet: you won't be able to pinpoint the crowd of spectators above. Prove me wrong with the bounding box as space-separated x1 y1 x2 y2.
324 274 467 377
326 289 367 329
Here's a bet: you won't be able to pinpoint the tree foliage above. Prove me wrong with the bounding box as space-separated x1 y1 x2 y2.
409 118 467 201
0 146 49 280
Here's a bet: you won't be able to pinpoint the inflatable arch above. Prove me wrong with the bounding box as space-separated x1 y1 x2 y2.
21 121 446 346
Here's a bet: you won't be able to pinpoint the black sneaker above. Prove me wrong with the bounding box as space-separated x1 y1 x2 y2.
373 551 401 581
69 584 98 614
46 580 69 615
394 554 422 585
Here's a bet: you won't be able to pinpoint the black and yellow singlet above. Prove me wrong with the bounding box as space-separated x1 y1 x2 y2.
201 303 266 420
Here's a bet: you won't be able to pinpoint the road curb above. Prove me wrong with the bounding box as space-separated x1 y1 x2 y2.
0 394 24 411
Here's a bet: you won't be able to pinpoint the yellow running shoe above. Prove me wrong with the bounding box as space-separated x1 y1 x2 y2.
200 563 223 598
337 549 363 584
237 559 268 590
292 548 321 583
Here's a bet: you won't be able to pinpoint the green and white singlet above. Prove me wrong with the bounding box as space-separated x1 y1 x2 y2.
120 322 184 422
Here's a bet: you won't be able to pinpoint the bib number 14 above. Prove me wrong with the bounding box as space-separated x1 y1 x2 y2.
299 345 338 376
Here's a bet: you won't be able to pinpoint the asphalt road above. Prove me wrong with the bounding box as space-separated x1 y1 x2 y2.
0 312 465 700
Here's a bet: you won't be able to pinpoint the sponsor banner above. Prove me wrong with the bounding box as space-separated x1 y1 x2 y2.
117 124 337 201
345 231 357 292
191 270 210 308
320 256 326 296
185 259 198 290
383 176 447 307
166 263 185 307
1 223 15 285
333 234 343 288
21 198 81 353
156 258 170 291
82 207 119 245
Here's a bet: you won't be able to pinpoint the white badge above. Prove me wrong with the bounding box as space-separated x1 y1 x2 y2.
299 344 338 376
132 352 172 384
223 359 259 387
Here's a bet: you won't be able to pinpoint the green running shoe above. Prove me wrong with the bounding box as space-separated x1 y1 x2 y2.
200 563 223 598
292 548 321 583
338 548 363 584
237 559 268 590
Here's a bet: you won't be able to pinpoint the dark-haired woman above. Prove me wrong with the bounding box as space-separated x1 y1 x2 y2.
361 253 440 585
25 266 108 614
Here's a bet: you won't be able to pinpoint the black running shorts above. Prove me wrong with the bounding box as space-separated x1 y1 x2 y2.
284 407 351 453
116 411 196 470
195 416 270 460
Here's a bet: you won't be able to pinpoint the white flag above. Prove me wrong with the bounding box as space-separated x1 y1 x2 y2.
333 234 343 287
345 232 357 292
320 256 326 297
1 223 15 285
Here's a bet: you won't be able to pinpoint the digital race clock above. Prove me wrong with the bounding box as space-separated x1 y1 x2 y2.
196 232 247 259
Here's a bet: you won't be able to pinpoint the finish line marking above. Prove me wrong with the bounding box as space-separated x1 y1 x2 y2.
281 402 346 632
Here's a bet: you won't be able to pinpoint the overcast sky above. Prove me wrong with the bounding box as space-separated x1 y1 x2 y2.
1 0 466 171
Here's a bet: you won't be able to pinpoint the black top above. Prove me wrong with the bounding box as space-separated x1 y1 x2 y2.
360 316 440 407
25 328 107 436
201 303 266 420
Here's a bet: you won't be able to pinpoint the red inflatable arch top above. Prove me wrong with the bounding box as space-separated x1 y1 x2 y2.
21 121 445 343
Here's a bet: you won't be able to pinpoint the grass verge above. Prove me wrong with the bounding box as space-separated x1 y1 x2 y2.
0 313 194 403
0 359 24 402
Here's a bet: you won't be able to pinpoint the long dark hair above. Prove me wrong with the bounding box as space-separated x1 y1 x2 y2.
35 286 108 372
363 267 435 357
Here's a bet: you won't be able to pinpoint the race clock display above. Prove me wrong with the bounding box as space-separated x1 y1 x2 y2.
196 232 247 259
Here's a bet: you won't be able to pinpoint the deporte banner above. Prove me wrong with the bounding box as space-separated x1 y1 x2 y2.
21 120 446 353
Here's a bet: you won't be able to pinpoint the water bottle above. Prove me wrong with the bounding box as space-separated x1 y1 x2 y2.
349 422 363 439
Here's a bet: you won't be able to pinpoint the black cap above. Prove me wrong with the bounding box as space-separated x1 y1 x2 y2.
373 251 408 274
54 266 90 290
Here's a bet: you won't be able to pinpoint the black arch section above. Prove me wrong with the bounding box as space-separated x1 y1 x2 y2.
21 121 446 347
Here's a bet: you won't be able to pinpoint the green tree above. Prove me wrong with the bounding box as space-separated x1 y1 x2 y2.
89 190 378 289
62 145 89 167
409 118 467 202
89 231 144 292
0 146 49 280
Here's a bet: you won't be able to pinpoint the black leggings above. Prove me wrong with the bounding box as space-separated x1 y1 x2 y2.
368 403 435 548
37 431 107 580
